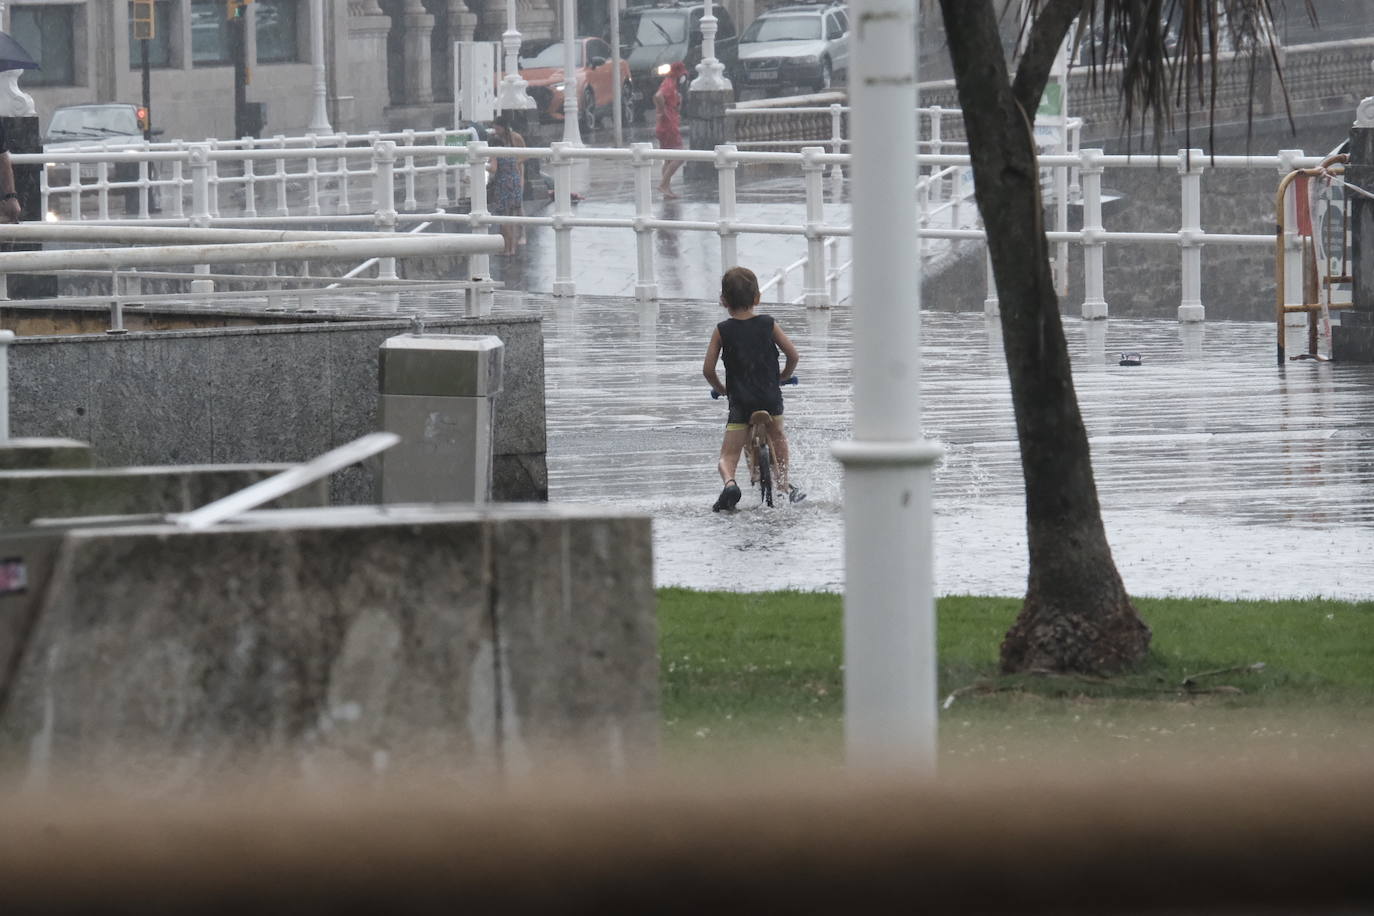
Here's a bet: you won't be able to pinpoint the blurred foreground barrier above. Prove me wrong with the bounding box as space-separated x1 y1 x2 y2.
0 768 1370 913
0 504 656 789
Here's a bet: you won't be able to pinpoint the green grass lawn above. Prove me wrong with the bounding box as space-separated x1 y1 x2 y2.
658 589 1374 770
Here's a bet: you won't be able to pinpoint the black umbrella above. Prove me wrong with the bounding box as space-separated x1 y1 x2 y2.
0 32 40 72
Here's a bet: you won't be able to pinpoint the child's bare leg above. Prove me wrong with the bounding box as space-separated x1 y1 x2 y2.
766 416 790 491
718 428 747 484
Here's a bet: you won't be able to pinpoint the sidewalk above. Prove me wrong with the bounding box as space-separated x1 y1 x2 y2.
515 289 1374 600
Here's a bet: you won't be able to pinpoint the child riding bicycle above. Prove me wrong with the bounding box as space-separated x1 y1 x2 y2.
702 266 805 511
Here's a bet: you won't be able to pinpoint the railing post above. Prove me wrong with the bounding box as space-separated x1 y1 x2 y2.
402 128 418 211
274 135 290 217
466 139 492 302
551 141 575 298
1080 148 1108 320
828 103 845 198
928 106 943 158
1178 147 1206 322
716 144 739 270
96 161 110 221
632 142 657 302
335 132 351 214
189 143 214 293
207 139 221 218
373 140 399 281
1053 137 1069 297
801 145 829 308
242 136 258 218
306 134 322 216
434 127 450 208
1278 148 1306 328
983 244 999 318
0 329 12 440
168 143 185 219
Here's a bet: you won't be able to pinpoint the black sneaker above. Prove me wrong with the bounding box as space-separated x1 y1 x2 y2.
713 480 742 512
787 484 807 505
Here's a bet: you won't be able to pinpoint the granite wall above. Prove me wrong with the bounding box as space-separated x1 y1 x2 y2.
6 315 548 504
0 505 657 790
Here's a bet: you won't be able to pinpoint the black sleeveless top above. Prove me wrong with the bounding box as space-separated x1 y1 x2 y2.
718 315 780 409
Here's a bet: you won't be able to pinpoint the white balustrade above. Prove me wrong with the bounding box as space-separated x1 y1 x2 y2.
801 146 828 308
1278 148 1308 328
1178 148 1206 322
467 140 492 303
1079 148 1108 320
716 144 739 271
373 140 399 281
551 142 576 298
632 143 657 303
16 136 1326 323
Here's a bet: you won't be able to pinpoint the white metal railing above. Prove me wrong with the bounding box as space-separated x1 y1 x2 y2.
16 136 1327 319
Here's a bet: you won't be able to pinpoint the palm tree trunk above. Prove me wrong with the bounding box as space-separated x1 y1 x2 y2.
939 0 1151 673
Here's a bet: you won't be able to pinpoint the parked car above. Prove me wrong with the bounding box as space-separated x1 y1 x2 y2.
42 103 162 212
737 1 849 93
519 37 633 130
620 1 739 121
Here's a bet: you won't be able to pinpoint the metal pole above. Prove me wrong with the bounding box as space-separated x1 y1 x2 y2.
690 0 730 91
0 329 12 441
308 0 334 134
830 0 941 772
561 0 583 146
140 38 152 140
496 0 535 111
610 0 623 147
231 8 247 138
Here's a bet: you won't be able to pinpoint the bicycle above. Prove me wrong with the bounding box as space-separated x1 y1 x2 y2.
711 376 799 508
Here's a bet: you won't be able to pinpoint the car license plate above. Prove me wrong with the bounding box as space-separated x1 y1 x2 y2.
78 163 98 179
752 71 778 80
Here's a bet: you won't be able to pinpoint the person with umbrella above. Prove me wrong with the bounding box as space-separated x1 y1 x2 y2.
0 31 43 223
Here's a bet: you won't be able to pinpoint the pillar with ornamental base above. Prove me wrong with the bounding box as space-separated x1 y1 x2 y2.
1334 97 1374 362
685 0 732 181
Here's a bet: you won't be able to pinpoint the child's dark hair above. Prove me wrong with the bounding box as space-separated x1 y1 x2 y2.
720 266 759 310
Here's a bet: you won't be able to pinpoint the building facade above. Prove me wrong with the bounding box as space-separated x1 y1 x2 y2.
4 0 568 141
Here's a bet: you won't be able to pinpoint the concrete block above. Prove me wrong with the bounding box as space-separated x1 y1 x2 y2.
0 439 93 471
0 505 655 791
0 464 328 529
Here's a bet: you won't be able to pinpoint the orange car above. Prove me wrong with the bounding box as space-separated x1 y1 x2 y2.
518 37 633 129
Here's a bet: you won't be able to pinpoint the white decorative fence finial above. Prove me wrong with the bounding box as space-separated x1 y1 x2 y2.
0 71 34 118
1355 95 1374 128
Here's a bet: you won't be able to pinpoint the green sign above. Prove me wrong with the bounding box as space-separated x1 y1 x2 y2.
1037 82 1063 119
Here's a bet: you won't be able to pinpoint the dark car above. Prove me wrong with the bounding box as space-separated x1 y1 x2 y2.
620 1 739 121
42 103 162 212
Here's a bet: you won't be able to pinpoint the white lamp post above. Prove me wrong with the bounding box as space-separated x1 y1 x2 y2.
690 0 730 91
561 0 584 146
830 0 941 771
307 0 334 134
496 0 535 111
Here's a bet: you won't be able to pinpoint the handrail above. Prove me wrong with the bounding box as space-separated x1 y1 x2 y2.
16 134 1337 317
1274 153 1352 364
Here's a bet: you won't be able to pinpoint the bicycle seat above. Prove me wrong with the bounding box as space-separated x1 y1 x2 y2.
748 410 773 427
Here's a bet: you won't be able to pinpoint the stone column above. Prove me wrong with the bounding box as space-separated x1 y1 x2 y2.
346 5 392 129
684 89 730 181
403 0 436 105
1335 97 1374 362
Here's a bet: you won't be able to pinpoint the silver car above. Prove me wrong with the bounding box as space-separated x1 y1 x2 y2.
737 1 849 93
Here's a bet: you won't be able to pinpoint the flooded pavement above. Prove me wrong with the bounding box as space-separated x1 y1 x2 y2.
511 291 1374 600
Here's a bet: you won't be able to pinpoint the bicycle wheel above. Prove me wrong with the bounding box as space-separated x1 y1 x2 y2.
757 443 774 507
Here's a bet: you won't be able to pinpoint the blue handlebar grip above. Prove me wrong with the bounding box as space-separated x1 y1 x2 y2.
783 375 799 386
710 389 721 399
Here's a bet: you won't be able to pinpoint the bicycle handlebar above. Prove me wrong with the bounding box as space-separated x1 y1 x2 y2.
710 375 799 399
